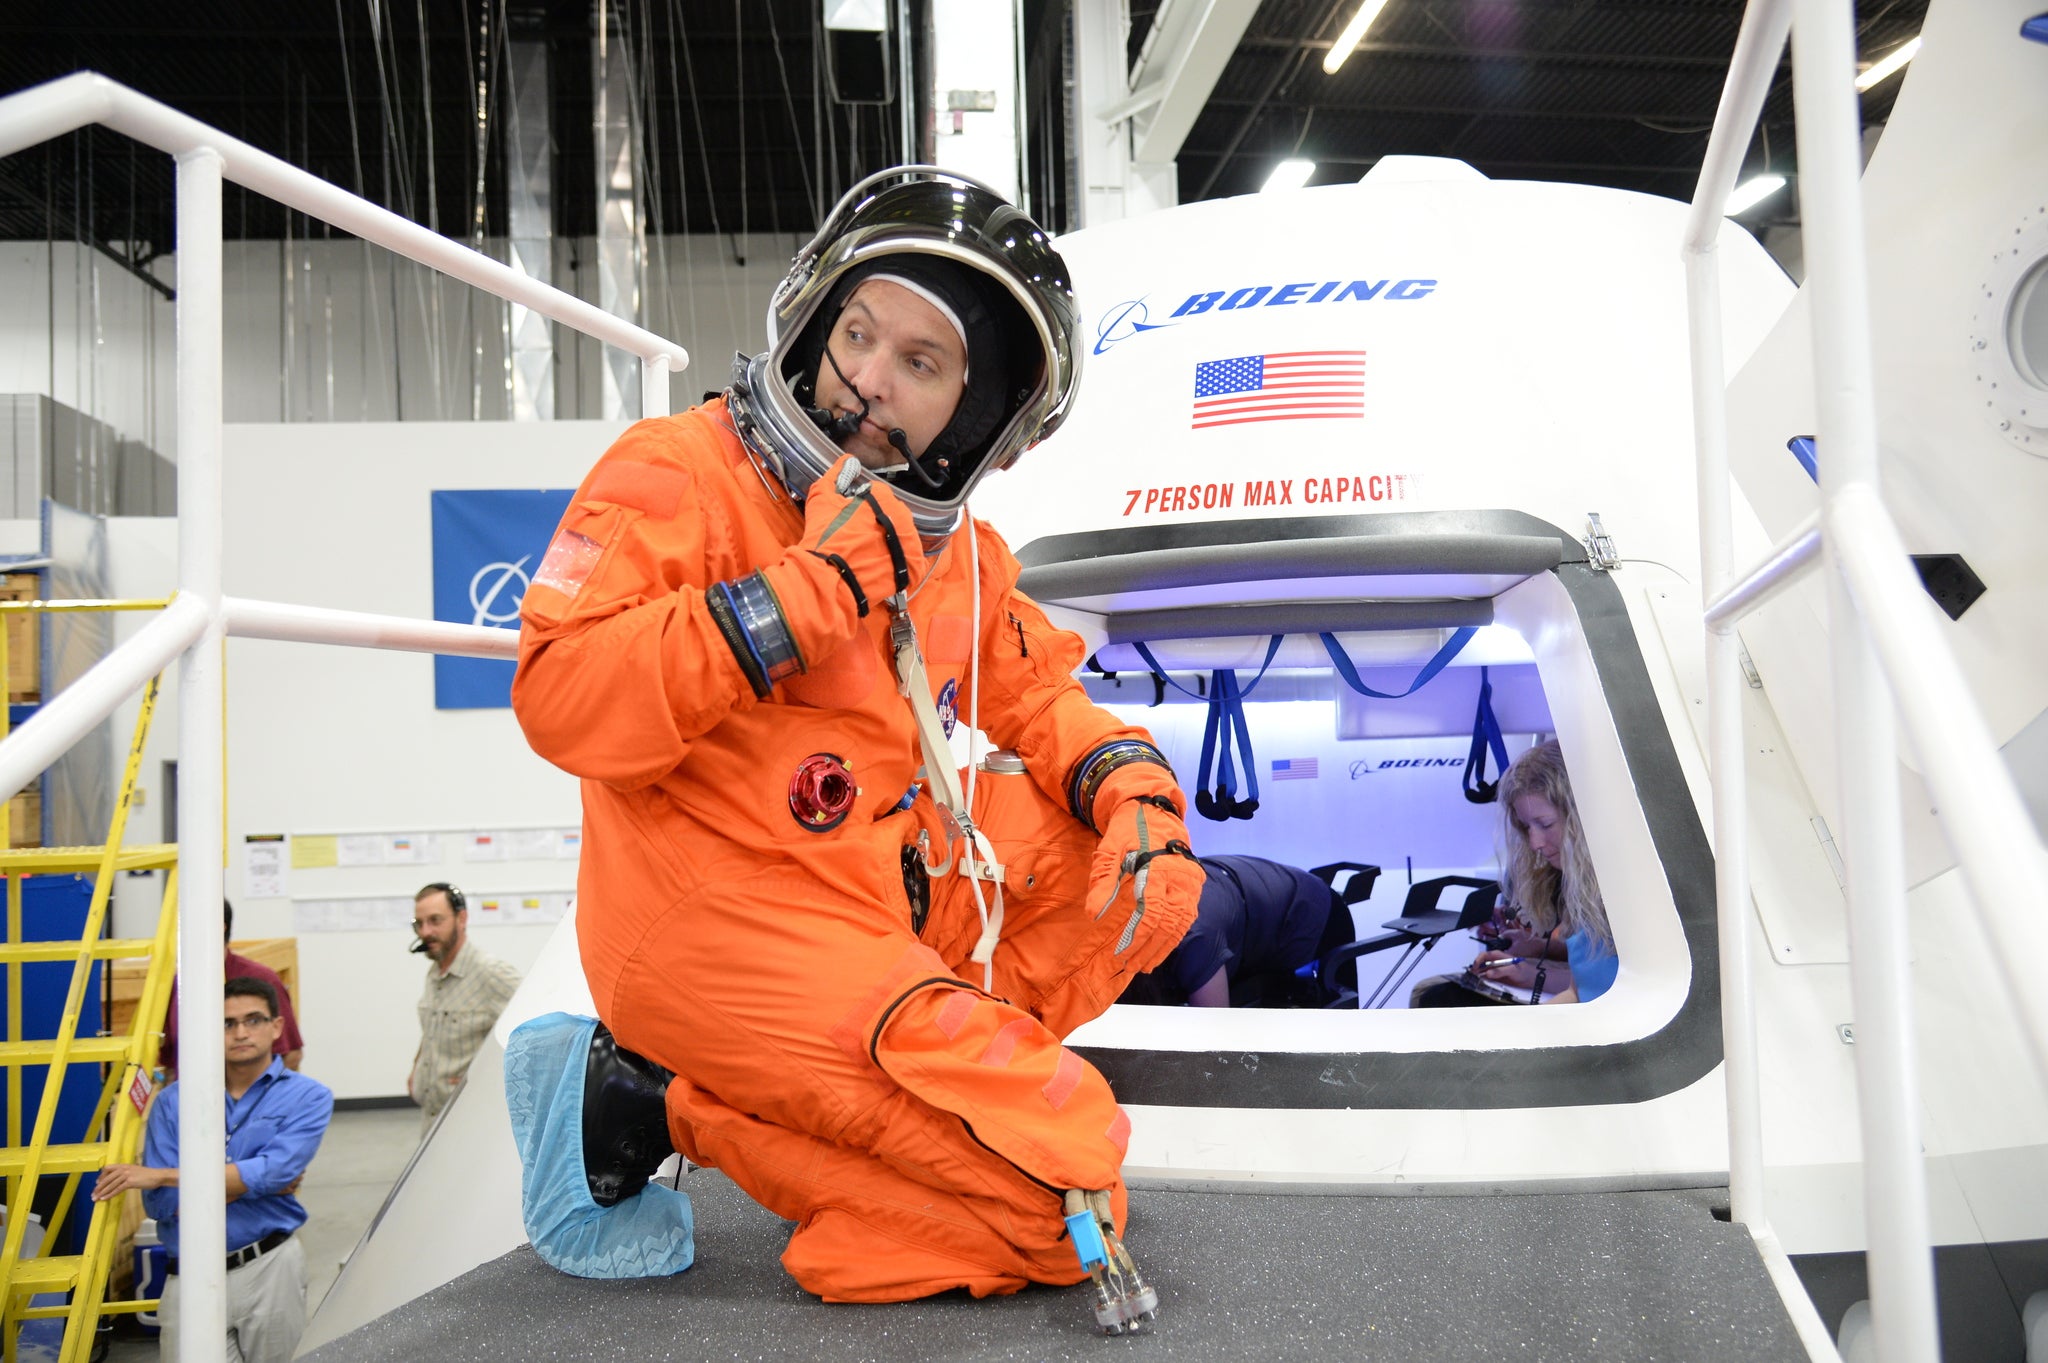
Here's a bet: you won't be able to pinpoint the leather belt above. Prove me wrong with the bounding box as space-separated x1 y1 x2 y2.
167 1229 291 1276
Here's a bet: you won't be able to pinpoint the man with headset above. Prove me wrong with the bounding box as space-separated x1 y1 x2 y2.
509 169 1203 1324
407 881 521 1132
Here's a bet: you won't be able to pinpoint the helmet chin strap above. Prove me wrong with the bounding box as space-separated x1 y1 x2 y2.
804 346 948 490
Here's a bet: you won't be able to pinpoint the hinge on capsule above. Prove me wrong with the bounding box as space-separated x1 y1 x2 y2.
1738 647 1763 689
1584 513 1620 571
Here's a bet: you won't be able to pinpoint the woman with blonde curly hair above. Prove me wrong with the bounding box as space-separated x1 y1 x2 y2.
1467 738 1618 1004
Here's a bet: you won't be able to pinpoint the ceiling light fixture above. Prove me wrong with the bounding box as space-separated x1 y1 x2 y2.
1322 0 1394 75
1725 174 1787 216
1262 158 1318 192
1854 35 1922 91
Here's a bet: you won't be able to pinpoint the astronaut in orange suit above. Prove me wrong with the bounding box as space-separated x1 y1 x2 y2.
510 169 1204 1320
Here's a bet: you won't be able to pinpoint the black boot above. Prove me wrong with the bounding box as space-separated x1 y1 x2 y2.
582 1024 677 1207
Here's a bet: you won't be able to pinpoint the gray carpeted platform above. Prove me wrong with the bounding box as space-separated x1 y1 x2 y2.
307 1171 1807 1362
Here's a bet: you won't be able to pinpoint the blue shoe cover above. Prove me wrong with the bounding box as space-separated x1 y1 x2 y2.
504 1011 695 1279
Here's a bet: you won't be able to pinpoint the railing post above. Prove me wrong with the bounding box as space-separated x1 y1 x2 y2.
1683 0 1790 1239
1790 0 1939 1358
173 144 228 1363
1687 235 1767 1232
641 353 671 421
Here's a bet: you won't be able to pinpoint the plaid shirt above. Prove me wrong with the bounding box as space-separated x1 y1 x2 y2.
412 939 521 1126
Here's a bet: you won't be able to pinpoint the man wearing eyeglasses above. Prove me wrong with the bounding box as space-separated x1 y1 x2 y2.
406 881 521 1133
94 976 334 1363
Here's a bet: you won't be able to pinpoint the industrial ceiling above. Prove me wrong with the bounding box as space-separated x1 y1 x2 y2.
0 0 1928 278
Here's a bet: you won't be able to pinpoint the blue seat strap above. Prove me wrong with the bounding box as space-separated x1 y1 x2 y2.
1132 642 1206 700
1321 626 1476 699
1223 669 1260 817
1132 638 1282 822
1463 666 1511 804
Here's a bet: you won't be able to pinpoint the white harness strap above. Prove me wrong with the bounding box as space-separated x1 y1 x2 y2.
887 597 1005 981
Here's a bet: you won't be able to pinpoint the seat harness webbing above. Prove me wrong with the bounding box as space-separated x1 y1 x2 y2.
1133 636 1282 822
1463 665 1510 804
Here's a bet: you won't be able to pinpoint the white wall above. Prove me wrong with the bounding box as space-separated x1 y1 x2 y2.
86 419 634 1099
223 419 632 1098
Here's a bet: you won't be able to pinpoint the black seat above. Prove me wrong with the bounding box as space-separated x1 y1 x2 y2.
1315 876 1500 1009
1380 876 1500 941
1301 862 1381 999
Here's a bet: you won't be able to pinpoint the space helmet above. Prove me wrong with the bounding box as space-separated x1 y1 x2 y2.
727 166 1080 541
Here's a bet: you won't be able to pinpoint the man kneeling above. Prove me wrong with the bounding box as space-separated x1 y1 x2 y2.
508 169 1203 1327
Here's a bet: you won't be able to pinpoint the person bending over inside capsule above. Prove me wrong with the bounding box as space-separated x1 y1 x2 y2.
1118 856 1353 1008
1446 738 1616 1005
506 169 1204 1325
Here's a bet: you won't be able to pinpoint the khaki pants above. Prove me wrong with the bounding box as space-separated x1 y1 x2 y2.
158 1234 307 1363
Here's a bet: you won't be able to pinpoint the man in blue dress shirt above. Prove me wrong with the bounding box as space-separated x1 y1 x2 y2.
95 975 334 1362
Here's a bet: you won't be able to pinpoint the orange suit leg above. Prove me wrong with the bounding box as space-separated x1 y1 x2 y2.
591 861 1130 1302
664 1071 1127 1301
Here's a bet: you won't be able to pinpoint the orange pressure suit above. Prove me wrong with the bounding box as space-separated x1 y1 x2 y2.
512 399 1198 1302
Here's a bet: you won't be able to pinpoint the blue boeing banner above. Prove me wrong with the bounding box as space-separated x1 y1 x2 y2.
430 489 576 709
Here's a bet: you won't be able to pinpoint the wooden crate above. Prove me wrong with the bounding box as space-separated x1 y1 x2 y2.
6 786 39 847
0 571 39 702
108 937 301 1046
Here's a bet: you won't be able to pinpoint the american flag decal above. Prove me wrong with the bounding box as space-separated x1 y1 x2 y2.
1271 758 1320 780
1191 351 1367 429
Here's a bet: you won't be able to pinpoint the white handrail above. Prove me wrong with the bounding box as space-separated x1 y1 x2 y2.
0 72 698 1363
1682 0 1792 254
221 598 520 659
1685 3 2048 1361
1788 0 1938 1353
0 73 690 374
1702 513 1820 629
1827 488 2048 1077
1683 0 1794 1263
0 596 209 804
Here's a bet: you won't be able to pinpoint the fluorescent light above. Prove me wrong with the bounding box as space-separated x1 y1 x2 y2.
1724 174 1786 216
1855 35 1921 91
1323 0 1393 74
1262 159 1317 193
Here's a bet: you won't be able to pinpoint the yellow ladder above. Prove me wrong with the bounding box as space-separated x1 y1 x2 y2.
1 674 177 1363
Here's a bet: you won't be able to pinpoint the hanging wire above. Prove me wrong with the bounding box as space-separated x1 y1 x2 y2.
657 0 702 357
415 0 449 415
301 75 318 423
809 3 825 228
282 68 296 422
735 0 749 259
463 0 505 418
761 0 819 227
366 0 414 415
669 0 740 342
335 0 386 420
636 1 677 345
369 0 437 415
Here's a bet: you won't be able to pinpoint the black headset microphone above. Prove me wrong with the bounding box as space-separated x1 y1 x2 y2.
805 347 945 490
409 882 466 954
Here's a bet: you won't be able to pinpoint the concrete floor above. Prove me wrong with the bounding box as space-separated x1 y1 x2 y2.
103 1105 420 1361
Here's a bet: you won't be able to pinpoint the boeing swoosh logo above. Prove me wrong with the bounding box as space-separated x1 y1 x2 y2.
1093 298 1175 355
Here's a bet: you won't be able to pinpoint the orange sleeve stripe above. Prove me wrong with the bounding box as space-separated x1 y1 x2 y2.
977 1016 1037 1068
935 990 979 1039
1041 1048 1084 1110
1105 1107 1132 1153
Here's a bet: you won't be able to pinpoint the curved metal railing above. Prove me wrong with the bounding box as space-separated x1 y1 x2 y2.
0 73 692 1363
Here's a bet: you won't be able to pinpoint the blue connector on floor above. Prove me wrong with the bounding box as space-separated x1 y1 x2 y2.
1065 1209 1108 1271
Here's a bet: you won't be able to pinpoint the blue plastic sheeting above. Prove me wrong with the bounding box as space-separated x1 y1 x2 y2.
502 1012 694 1280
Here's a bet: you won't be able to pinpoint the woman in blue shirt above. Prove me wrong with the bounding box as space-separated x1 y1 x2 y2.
1471 739 1617 1003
